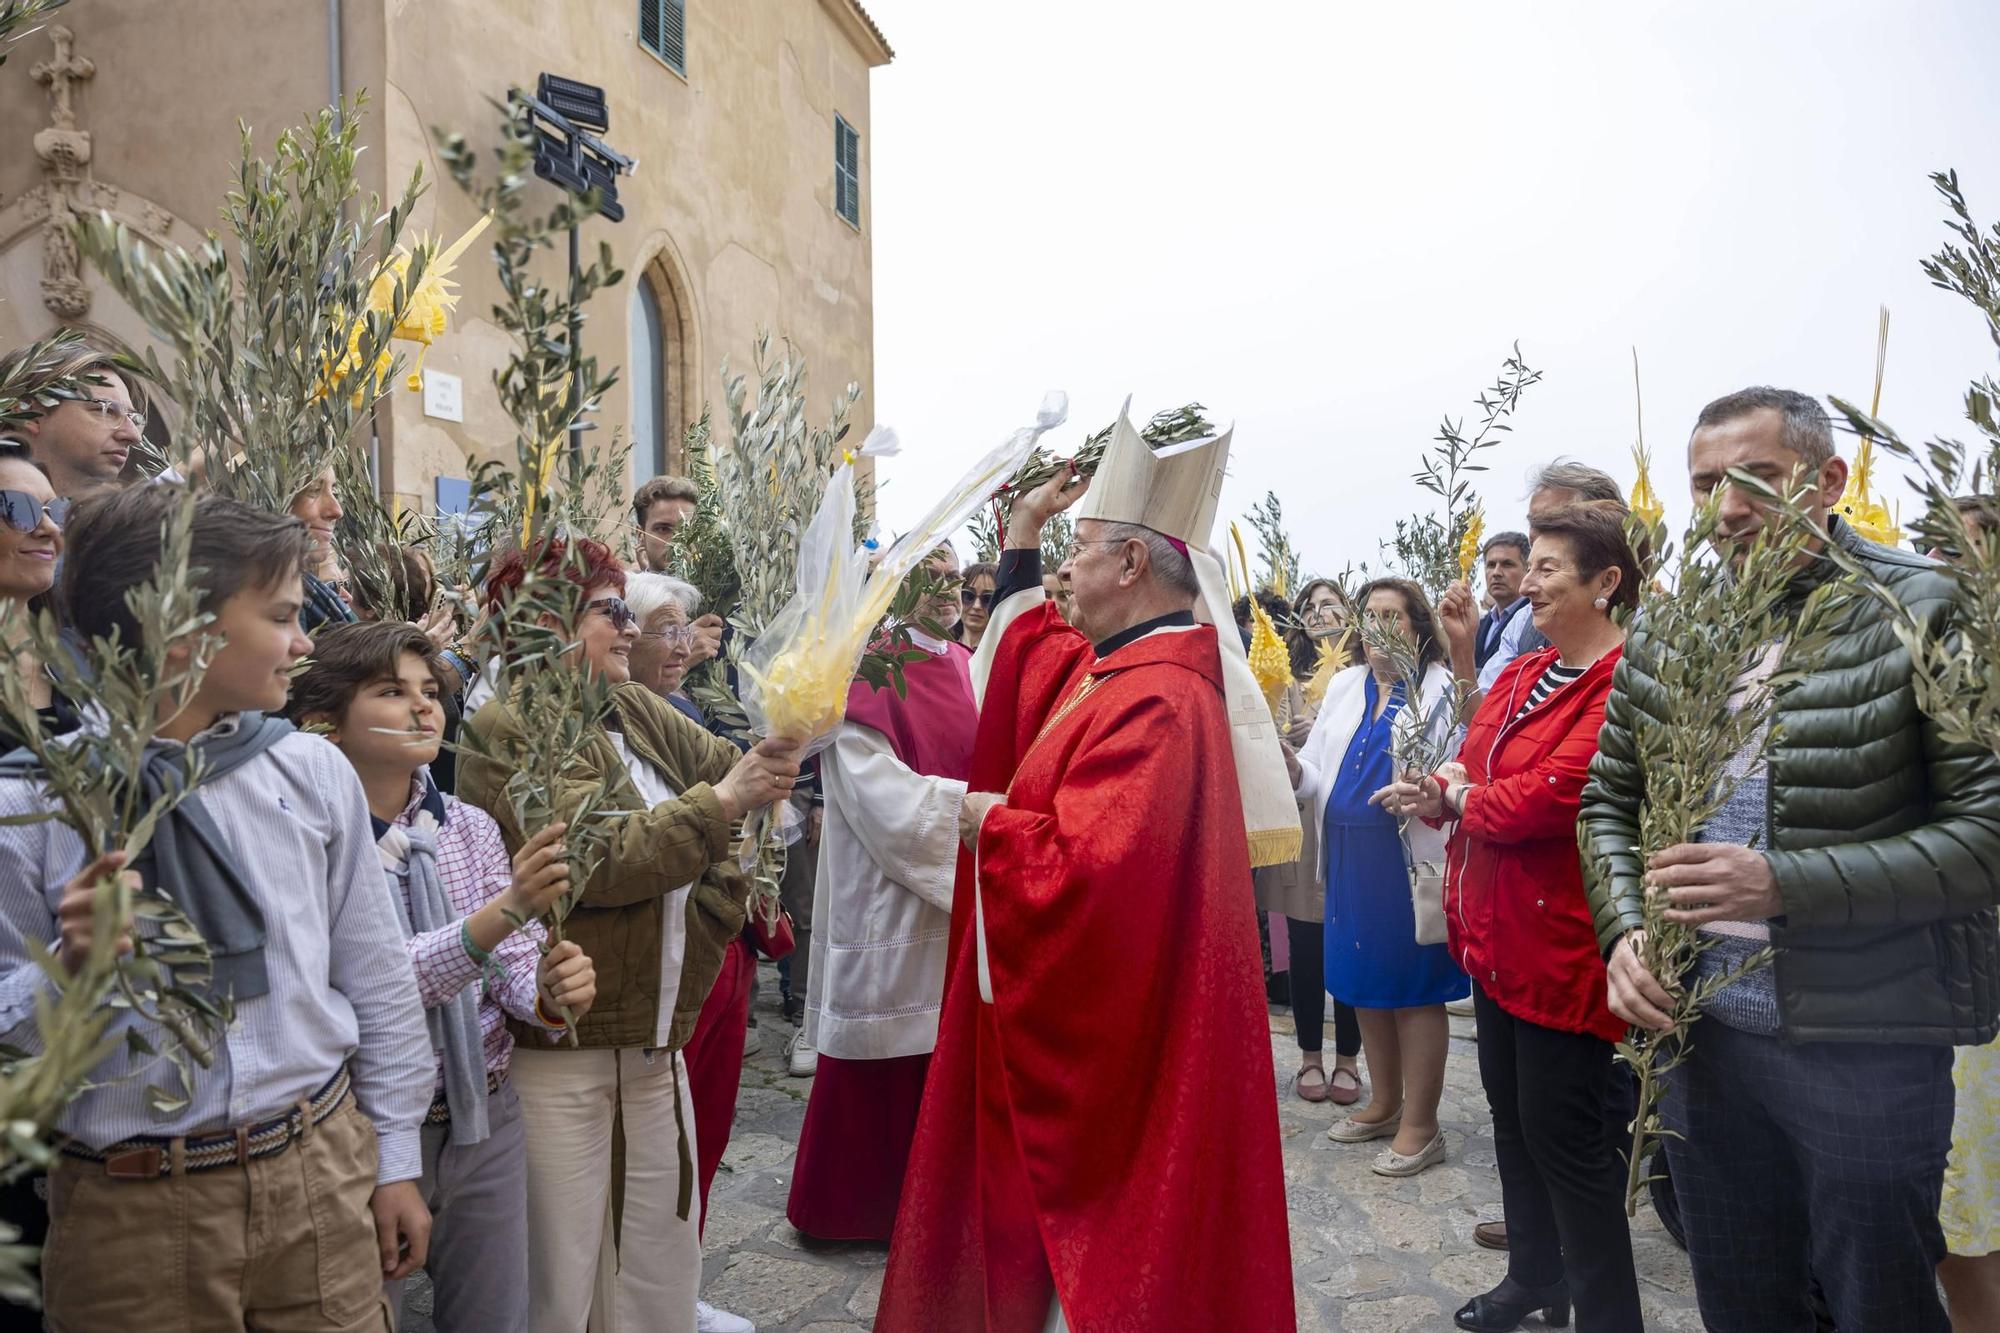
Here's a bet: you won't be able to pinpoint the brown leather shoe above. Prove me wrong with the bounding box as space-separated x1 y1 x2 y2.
1473 1221 1509 1251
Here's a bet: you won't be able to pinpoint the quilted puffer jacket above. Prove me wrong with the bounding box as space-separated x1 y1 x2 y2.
1581 518 2000 1045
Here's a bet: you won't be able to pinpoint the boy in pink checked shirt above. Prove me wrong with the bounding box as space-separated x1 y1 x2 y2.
288 620 597 1333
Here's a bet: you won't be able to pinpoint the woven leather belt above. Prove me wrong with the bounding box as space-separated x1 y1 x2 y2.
423 1069 507 1125
61 1067 351 1180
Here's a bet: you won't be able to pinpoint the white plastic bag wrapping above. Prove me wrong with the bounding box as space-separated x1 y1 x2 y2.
738 391 1069 756
734 395 1069 867
737 458 872 761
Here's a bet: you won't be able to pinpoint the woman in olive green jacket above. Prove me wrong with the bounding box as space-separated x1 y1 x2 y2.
458 537 800 1333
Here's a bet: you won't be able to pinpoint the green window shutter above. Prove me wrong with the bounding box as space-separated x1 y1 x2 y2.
663 0 686 73
834 116 860 227
640 0 684 73
639 0 662 58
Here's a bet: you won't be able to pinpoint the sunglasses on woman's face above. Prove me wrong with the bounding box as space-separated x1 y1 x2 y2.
961 589 995 609
0 490 65 534
586 596 636 630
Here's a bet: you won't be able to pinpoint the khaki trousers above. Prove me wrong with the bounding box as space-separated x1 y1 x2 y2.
41 1099 392 1333
511 1046 702 1333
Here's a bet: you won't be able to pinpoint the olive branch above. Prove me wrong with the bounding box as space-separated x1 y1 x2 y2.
429 101 634 1037
1596 481 1839 1213
77 96 427 513
1815 169 2000 759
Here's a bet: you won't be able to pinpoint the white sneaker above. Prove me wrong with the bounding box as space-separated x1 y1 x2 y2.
786 1029 818 1078
697 1300 755 1333
743 1024 763 1058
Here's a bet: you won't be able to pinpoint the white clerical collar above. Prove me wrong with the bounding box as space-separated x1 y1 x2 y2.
909 628 951 655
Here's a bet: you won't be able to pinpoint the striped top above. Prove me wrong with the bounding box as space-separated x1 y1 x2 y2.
1513 661 1585 721
381 778 557 1084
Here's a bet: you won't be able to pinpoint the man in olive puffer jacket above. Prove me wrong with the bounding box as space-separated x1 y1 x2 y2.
1581 386 2000 1333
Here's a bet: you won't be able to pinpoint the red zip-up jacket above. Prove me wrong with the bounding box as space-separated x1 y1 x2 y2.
1441 645 1626 1043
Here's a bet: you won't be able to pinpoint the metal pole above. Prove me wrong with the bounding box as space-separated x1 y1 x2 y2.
327 0 342 112
568 221 583 460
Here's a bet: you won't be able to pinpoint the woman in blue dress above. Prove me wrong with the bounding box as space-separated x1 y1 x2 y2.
1290 578 1467 1178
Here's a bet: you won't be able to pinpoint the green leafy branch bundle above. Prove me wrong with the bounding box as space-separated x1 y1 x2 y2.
77 97 426 512
699 334 859 902
0 0 66 67
429 103 633 1027
1600 484 1839 1213
1383 344 1539 604
1245 490 1301 598
0 336 228 1298
665 409 744 621
852 563 964 697
712 332 858 643
665 408 756 732
1359 346 1542 777
448 562 620 1045
435 100 628 555
1821 169 2000 758
1354 611 1465 782
0 327 125 438
970 403 1212 564
0 485 235 1121
987 402 1213 528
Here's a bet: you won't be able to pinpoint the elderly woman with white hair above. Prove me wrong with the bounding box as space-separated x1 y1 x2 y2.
621 570 761 1333
624 570 706 725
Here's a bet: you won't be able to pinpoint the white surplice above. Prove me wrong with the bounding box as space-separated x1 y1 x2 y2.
804 642 970 1062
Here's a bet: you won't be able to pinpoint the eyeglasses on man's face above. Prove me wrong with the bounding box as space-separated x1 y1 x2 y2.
640 623 697 649
76 397 147 434
0 490 66 534
586 596 636 630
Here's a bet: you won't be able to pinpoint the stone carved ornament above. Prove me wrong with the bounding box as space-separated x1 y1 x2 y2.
5 24 195 321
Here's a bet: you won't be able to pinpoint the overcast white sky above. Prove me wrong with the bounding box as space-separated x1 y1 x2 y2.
858 0 2000 576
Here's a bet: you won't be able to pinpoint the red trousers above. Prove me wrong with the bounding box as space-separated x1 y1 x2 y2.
683 936 754 1233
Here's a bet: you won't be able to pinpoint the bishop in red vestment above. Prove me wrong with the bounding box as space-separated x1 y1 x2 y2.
878 417 1297 1333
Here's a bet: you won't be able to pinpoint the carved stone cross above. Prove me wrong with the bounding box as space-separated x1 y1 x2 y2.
28 25 97 318
30 25 94 132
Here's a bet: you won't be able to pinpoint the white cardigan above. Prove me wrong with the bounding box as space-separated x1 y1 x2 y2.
1293 662 1455 882
804 719 969 1061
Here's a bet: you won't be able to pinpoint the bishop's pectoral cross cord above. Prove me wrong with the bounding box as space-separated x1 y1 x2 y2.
1007 672 1105 799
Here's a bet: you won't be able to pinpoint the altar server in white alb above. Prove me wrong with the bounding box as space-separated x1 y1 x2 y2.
785 547 977 1241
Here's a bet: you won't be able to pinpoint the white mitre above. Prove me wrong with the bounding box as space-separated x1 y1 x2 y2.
1076 403 1302 869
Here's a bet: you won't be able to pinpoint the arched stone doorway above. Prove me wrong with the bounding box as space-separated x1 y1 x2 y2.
627 238 699 485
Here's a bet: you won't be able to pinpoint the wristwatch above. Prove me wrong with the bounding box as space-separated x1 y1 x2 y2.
1445 781 1472 819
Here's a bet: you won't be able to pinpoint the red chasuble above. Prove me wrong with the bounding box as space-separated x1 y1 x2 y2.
877 604 1296 1333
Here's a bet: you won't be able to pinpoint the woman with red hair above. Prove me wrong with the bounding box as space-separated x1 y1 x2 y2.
459 536 802 1333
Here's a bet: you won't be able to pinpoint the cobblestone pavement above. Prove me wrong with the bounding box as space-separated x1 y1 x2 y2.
415 961 1703 1330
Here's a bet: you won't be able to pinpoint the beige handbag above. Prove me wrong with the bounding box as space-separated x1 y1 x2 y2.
1401 832 1448 946
1409 862 1448 946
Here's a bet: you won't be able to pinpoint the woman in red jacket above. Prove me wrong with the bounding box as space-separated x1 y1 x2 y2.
1380 502 1644 1333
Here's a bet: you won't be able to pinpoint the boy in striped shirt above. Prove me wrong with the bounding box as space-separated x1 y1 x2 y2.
287 620 596 1333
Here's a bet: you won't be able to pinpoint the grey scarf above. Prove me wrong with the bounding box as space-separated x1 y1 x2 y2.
0 711 290 1001
379 807 490 1145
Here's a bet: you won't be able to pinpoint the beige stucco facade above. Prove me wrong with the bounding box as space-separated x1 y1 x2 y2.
0 0 889 516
